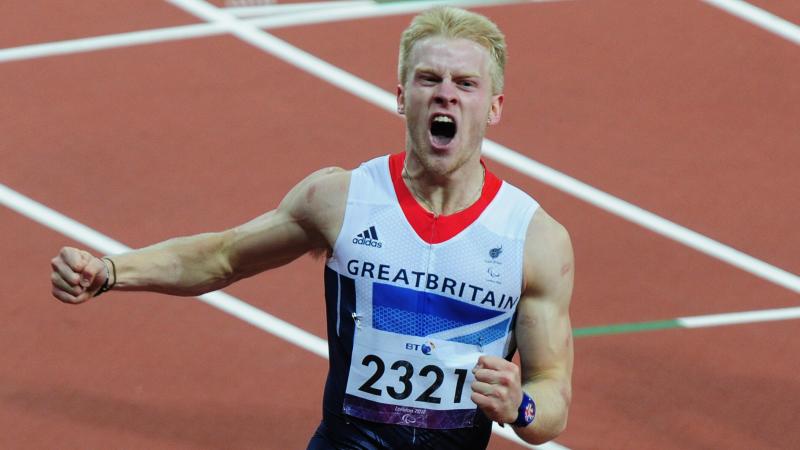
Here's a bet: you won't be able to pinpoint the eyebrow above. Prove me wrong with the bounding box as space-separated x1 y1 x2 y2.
414 67 482 79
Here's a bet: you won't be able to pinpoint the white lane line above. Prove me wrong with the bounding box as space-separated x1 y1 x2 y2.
1 1 789 447
164 0 800 295
0 0 551 63
701 0 800 46
114 3 570 448
223 0 567 19
226 0 371 18
6 180 799 447
0 22 227 63
0 182 329 358
0 181 557 450
679 306 800 328
7 179 797 449
481 141 800 294
243 0 563 29
1 2 795 293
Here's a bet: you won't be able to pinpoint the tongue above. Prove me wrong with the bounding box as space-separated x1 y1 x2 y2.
431 133 454 147
430 120 456 147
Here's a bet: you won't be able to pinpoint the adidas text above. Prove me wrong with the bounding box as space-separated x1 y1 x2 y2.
352 237 383 248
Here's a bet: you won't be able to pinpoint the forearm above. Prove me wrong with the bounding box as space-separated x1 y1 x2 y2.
108 231 235 296
514 376 571 444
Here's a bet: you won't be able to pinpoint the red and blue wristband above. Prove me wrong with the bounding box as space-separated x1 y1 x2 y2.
512 392 536 427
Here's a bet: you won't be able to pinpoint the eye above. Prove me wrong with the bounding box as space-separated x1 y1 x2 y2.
458 79 477 89
418 74 440 85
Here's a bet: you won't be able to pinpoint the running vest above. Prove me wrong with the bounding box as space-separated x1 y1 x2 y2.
322 153 539 430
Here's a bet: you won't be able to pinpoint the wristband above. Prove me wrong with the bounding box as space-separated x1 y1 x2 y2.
512 392 536 428
95 257 117 297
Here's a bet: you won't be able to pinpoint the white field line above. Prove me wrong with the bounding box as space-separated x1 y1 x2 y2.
6 181 799 450
242 0 544 30
4 5 795 295
679 306 800 328
0 183 329 358
1 1 791 447
242 0 563 27
480 141 800 294
0 0 557 63
0 22 226 63
0 182 551 450
163 0 800 296
226 0 371 18
4 177 799 338
701 0 800 46
224 0 568 18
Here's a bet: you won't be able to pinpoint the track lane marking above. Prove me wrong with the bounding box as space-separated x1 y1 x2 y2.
0 181 558 450
4 180 797 338
0 22 227 63
160 0 800 295
5 182 800 448
0 0 559 63
226 0 375 18
0 183 329 358
4 0 798 444
2 2 795 293
701 0 800 46
3 8 795 296
481 141 800 294
678 306 800 328
574 306 800 337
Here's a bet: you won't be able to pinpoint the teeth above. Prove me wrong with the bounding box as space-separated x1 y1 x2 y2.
433 116 453 123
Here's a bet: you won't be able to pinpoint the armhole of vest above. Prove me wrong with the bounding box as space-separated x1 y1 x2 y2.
515 188 540 295
328 167 362 266
328 156 390 265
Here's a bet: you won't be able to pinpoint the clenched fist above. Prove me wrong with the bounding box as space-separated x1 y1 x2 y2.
50 247 109 304
470 355 524 424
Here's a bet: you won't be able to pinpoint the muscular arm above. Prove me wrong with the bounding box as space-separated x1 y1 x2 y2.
514 209 574 443
51 167 349 302
469 208 573 445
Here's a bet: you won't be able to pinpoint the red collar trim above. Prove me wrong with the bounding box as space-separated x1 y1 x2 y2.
389 152 502 244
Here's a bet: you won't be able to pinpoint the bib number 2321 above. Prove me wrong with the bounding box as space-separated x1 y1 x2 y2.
357 353 469 405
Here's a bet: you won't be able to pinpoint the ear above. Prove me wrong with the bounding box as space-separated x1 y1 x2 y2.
487 93 504 125
396 84 405 115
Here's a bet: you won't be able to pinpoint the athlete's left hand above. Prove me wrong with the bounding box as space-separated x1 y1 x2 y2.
470 355 523 424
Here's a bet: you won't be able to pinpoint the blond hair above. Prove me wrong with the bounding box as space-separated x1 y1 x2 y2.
398 6 507 95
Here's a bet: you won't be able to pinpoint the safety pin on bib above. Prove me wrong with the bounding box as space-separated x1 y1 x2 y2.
351 312 363 329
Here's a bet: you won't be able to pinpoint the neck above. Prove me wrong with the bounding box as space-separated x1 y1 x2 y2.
402 155 485 216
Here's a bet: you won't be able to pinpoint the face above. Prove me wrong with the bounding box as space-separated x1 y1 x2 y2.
397 37 504 177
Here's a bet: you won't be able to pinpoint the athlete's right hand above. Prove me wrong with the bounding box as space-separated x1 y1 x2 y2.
50 247 108 304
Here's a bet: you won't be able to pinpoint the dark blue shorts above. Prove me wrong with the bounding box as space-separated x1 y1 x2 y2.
306 410 493 450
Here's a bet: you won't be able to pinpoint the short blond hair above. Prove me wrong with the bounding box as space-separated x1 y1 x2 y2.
398 6 507 95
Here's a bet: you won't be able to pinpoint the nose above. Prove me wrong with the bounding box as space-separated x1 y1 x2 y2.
433 80 458 106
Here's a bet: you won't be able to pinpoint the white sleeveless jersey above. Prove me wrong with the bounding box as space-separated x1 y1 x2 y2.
323 153 539 430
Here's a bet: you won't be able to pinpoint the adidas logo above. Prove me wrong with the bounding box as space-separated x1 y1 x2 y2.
352 226 383 248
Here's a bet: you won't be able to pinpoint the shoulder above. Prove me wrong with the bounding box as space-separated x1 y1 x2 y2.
298 166 350 189
522 208 574 300
294 166 350 201
277 166 352 248
281 166 350 218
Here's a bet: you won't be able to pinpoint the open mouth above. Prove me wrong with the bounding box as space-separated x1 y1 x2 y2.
430 115 457 147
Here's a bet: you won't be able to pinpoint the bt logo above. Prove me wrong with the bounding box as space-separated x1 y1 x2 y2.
405 341 436 355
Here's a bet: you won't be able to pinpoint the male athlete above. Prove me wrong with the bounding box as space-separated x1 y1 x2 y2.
50 7 573 448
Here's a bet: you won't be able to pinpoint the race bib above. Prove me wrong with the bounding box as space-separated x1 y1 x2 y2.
343 327 483 429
